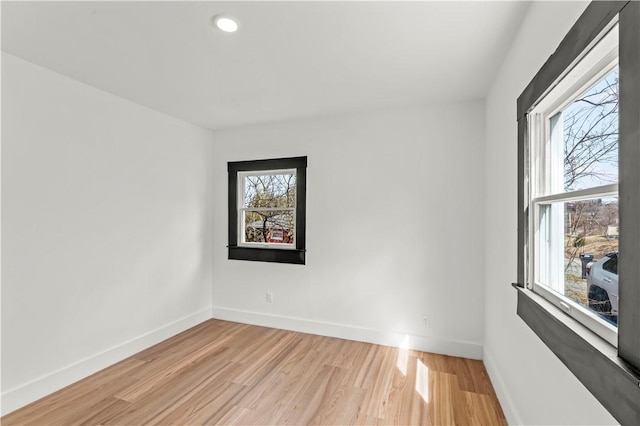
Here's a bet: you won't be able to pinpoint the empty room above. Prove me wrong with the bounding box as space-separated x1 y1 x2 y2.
2 1 639 425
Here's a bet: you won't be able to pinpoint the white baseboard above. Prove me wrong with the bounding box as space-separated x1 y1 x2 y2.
212 306 483 360
1 307 212 416
483 347 523 425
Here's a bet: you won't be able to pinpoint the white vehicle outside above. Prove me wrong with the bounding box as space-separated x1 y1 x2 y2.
587 252 618 324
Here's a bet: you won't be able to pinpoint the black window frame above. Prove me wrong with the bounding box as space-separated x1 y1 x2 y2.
228 156 307 265
514 2 640 423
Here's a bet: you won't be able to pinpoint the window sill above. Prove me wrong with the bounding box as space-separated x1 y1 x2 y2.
228 246 305 265
513 284 640 424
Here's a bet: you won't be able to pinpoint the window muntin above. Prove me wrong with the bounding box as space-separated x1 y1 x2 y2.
529 25 620 344
239 170 296 249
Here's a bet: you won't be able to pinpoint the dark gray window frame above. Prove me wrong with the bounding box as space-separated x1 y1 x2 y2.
228 156 307 265
515 2 640 423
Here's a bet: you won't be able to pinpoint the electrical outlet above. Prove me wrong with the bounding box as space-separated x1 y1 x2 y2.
422 315 431 327
266 292 274 303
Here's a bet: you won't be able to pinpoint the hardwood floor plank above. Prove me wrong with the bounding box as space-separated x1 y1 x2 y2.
359 346 398 418
306 371 367 425
234 343 328 423
2 358 143 425
114 334 234 402
382 352 423 425
353 344 387 390
429 371 458 425
214 405 253 425
460 391 508 426
231 332 303 387
63 397 132 426
228 326 284 364
2 319 507 426
106 354 244 424
152 381 249 425
132 320 215 362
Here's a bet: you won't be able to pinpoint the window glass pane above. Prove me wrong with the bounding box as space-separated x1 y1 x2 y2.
243 173 296 208
559 67 619 192
244 210 295 245
538 197 619 325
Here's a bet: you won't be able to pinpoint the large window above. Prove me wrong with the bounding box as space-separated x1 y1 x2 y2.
228 156 307 264
528 26 619 345
516 2 640 423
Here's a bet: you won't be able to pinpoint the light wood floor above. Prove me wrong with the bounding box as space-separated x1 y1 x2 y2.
3 319 506 425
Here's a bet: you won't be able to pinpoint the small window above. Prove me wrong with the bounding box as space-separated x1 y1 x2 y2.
239 171 297 248
228 157 307 264
528 24 619 344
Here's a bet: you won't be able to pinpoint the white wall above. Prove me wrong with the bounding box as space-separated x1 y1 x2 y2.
1 53 214 414
211 103 486 359
483 2 617 425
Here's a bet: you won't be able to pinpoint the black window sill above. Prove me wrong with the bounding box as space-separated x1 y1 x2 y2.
228 246 305 265
513 284 640 424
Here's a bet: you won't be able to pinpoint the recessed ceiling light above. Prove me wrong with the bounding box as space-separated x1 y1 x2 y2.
213 15 239 33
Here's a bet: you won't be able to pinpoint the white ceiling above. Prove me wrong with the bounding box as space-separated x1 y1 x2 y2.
2 1 530 131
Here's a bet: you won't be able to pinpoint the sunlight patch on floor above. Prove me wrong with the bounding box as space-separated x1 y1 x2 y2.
415 359 430 403
396 335 410 376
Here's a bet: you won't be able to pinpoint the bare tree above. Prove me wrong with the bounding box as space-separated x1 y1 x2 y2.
563 70 619 191
244 174 296 243
561 69 619 272
565 198 618 271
